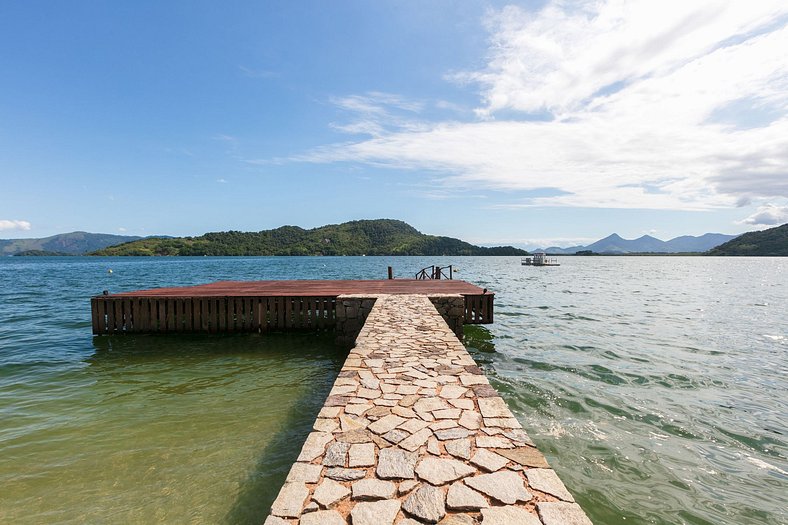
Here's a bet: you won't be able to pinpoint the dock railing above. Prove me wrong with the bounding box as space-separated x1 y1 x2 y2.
415 264 454 280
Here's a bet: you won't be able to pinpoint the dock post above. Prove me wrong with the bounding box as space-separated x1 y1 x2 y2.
387 266 393 280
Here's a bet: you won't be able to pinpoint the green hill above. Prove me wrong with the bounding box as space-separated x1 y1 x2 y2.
91 219 528 257
707 223 787 256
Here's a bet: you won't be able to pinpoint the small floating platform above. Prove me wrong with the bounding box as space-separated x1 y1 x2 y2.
522 253 560 266
91 279 494 335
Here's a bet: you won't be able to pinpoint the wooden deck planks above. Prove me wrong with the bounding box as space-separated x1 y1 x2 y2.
105 279 488 298
91 280 492 335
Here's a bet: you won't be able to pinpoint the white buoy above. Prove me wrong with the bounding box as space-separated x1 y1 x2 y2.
108 269 113 274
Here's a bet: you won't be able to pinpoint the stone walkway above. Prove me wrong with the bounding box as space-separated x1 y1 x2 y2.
265 294 592 525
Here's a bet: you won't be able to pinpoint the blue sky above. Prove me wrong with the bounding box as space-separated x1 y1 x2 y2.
1 1 787 248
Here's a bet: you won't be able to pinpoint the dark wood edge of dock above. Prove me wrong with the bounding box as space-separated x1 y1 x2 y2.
90 280 494 335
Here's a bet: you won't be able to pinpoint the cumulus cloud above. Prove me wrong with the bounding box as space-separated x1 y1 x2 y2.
297 0 788 211
738 204 788 226
0 220 32 231
460 1 787 117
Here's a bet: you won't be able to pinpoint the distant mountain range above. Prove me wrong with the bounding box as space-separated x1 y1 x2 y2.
538 232 739 254
707 223 787 256
6 222 783 257
0 232 144 256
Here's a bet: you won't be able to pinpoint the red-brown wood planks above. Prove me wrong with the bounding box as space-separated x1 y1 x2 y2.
105 279 489 298
91 280 493 333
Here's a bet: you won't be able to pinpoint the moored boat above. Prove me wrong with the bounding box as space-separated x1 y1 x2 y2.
521 252 560 266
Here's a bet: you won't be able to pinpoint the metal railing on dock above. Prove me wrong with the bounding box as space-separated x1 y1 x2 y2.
415 264 454 280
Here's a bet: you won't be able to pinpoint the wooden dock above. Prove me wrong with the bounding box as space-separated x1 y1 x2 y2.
87 278 592 523
91 280 493 336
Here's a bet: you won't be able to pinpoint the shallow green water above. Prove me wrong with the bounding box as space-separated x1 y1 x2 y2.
0 333 345 524
0 256 352 523
0 256 786 524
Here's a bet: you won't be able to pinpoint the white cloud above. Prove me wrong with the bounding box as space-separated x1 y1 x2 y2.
332 92 424 114
738 204 788 226
435 100 470 113
217 178 228 183
327 92 428 138
462 1 786 117
296 0 788 211
0 219 32 231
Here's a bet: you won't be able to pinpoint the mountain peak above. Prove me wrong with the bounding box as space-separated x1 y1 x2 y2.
577 231 737 254
602 233 624 240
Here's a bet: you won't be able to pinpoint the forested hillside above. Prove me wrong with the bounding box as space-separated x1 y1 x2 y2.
91 219 527 256
707 223 787 256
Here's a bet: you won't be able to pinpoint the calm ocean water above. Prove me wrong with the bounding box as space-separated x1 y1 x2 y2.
0 256 785 524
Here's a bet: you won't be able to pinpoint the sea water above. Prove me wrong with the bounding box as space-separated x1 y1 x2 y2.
0 256 785 524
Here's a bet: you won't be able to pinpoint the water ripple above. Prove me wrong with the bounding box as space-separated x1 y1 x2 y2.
463 256 787 525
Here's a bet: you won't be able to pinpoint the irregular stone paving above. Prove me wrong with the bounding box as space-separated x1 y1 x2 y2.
265 294 592 525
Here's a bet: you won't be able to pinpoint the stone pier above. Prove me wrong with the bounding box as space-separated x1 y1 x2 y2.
265 294 592 525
